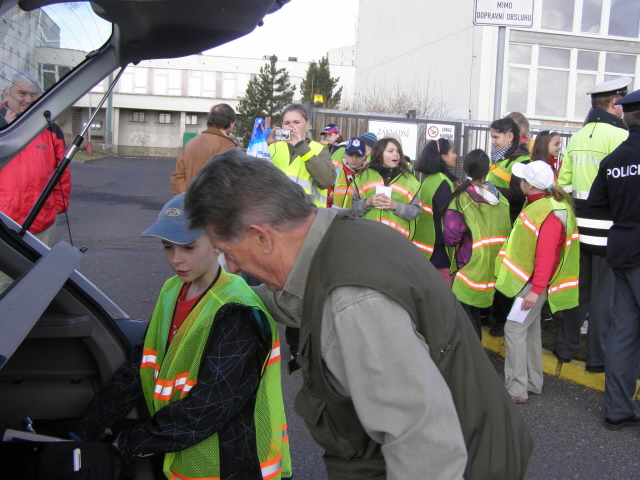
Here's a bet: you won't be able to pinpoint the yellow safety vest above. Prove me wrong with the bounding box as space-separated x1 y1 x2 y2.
487 155 529 189
412 172 454 258
140 271 292 479
495 197 580 313
270 140 329 207
352 167 420 238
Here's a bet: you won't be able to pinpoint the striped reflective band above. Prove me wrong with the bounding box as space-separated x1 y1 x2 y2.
548 279 579 295
282 423 289 443
288 175 312 191
332 159 341 169
260 454 282 480
359 179 384 195
141 349 159 371
380 219 410 237
578 234 607 246
562 184 573 194
154 373 197 400
518 211 540 237
412 239 434 253
266 340 281 367
333 186 348 195
489 163 511 183
471 236 508 250
288 175 327 205
571 190 588 199
419 201 433 215
299 150 315 162
565 231 580 248
390 183 415 203
501 256 530 283
576 217 613 230
455 271 496 291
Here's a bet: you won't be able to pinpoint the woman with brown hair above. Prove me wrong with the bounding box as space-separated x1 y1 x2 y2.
351 137 421 238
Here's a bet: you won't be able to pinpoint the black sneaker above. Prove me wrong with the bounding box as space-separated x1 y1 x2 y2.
604 413 640 431
489 323 504 337
542 312 554 322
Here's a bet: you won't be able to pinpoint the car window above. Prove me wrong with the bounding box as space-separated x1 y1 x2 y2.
0 2 112 129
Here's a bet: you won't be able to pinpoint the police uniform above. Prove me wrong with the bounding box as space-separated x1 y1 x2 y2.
554 77 631 371
588 88 640 430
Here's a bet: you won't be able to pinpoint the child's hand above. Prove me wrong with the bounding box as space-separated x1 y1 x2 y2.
521 291 539 311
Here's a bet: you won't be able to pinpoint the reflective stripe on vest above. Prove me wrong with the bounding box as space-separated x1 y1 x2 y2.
472 236 508 250
261 454 282 480
489 163 512 184
576 217 613 229
455 271 496 291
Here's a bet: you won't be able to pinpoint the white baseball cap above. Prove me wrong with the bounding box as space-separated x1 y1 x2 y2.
512 161 555 191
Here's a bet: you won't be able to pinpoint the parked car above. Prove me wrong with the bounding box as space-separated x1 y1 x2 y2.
0 0 287 477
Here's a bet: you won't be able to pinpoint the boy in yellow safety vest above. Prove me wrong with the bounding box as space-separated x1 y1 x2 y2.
72 193 291 480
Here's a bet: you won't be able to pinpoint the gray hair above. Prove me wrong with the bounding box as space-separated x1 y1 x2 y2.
184 149 316 241
3 71 42 95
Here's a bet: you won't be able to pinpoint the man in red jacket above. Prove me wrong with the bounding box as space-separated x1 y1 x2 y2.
0 71 71 245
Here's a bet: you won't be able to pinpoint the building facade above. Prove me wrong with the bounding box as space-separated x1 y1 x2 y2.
356 0 640 125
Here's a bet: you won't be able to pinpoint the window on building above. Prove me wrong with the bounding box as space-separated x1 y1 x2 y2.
535 47 571 117
40 63 57 91
203 72 216 98
132 111 145 123
608 0 640 37
541 0 574 31
120 70 133 93
506 44 532 113
185 114 198 125
158 113 172 124
581 0 602 33
222 72 236 99
154 69 181 96
133 67 147 94
288 57 298 62
83 121 103 130
575 50 599 118
351 60 355 66
188 71 202 97
605 52 637 80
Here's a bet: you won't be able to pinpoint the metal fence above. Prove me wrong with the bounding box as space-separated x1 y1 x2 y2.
311 108 581 179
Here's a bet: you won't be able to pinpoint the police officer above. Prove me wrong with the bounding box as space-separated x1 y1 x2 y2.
587 88 640 430
554 76 631 372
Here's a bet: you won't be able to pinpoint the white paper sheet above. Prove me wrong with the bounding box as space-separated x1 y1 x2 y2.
507 297 529 323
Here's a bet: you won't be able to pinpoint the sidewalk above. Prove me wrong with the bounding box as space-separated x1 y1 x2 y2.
481 327 640 400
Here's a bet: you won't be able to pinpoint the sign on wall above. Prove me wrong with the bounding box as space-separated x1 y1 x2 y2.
368 120 419 159
473 0 534 27
425 123 456 142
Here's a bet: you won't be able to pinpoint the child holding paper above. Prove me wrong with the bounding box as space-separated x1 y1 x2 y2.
495 161 579 404
351 137 421 239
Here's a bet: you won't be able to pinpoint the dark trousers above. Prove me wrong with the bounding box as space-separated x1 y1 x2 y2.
461 302 482 340
491 290 512 327
554 248 614 367
605 266 640 420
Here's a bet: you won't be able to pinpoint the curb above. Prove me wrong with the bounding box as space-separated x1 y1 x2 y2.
481 327 640 400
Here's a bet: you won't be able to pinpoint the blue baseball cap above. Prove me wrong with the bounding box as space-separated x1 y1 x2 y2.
345 137 366 156
141 193 204 244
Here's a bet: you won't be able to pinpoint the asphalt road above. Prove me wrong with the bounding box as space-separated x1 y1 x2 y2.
55 155 640 480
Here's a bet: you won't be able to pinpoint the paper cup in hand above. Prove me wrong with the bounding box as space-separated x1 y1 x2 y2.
375 186 392 208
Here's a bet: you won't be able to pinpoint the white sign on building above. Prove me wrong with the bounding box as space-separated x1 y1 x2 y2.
368 120 419 159
473 0 534 27
425 123 456 142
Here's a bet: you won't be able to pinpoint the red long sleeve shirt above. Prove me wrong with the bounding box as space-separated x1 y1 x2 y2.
528 193 565 294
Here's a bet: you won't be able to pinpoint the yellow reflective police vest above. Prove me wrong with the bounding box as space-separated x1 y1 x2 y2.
270 140 329 207
495 197 580 313
448 190 511 308
486 155 529 190
140 271 292 480
412 173 454 258
332 166 359 209
558 122 628 199
352 167 420 238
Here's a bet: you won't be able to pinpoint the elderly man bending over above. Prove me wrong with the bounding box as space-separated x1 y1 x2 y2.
184 150 533 480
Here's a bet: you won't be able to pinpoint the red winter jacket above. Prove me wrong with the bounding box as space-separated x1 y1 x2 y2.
0 105 71 234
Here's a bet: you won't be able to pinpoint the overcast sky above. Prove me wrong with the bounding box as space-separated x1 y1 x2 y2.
208 0 360 62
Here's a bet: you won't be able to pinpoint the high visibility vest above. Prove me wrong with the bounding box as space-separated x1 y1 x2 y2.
495 197 580 313
330 146 345 169
140 271 292 480
486 155 529 189
270 140 329 207
332 167 360 209
448 192 511 308
412 172 454 258
558 122 628 199
352 167 420 238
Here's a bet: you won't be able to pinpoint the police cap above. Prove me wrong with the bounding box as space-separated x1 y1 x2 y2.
586 76 632 98
615 88 640 113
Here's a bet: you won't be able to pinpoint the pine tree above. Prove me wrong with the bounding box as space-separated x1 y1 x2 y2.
235 55 296 146
300 57 343 108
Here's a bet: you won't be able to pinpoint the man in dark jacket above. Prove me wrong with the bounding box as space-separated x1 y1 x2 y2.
184 149 533 480
587 88 640 431
170 103 237 195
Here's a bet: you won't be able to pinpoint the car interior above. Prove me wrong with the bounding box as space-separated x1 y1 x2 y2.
0 0 288 476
